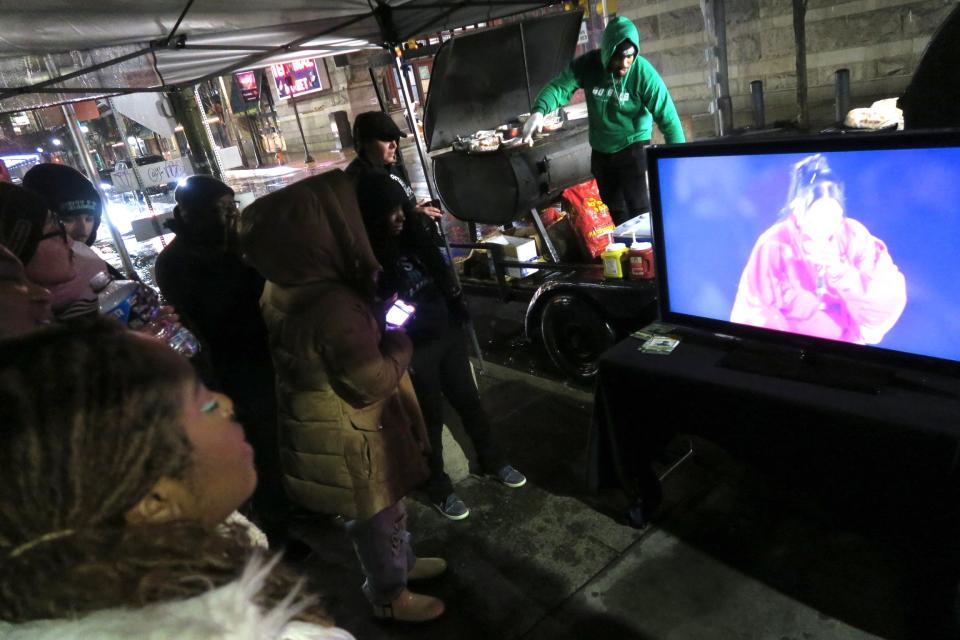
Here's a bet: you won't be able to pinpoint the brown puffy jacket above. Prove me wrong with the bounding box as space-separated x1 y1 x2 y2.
239 170 428 520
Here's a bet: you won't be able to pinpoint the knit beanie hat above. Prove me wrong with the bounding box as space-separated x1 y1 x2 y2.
22 163 102 246
0 182 48 265
174 175 234 214
356 171 409 224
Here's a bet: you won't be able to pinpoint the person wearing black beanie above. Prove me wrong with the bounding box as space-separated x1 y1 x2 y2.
22 163 102 246
22 163 129 319
356 172 526 522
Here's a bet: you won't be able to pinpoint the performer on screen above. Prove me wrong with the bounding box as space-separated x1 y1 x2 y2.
730 154 906 344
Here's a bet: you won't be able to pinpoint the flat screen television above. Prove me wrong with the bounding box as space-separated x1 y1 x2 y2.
646 130 960 380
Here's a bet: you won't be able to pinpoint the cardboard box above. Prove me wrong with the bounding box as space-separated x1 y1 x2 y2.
612 213 653 246
487 234 539 278
509 212 578 261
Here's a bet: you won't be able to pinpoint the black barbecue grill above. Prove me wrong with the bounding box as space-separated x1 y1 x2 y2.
423 10 593 226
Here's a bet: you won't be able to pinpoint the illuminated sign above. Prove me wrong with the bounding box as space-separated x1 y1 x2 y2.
234 70 260 102
271 58 324 99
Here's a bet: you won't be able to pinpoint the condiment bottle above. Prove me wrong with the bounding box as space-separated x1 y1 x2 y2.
601 235 628 279
628 237 655 280
628 234 647 279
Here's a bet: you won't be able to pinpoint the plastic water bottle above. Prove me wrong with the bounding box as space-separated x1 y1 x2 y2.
90 272 201 358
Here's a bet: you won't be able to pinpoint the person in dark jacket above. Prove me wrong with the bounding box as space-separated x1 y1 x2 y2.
345 110 442 222
154 175 293 552
356 171 526 522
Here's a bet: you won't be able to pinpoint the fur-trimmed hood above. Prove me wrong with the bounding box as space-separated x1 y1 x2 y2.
0 555 356 640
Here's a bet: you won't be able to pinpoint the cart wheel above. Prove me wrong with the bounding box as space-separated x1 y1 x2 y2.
539 293 616 381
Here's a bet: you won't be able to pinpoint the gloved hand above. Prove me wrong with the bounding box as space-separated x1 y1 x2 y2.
521 112 545 145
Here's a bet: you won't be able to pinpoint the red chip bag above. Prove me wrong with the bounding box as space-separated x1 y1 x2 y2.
562 179 615 258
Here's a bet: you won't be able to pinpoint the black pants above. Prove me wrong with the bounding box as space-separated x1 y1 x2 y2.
217 361 292 543
409 325 505 502
591 140 650 226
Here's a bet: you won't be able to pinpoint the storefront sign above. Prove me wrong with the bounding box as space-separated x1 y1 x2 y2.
73 100 101 121
234 70 260 102
271 58 323 99
110 156 193 193
578 22 589 45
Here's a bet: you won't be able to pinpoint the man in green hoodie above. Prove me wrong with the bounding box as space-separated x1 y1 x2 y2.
522 15 684 224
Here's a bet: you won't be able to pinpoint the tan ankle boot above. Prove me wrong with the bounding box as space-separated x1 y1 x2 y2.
408 557 447 582
372 588 445 622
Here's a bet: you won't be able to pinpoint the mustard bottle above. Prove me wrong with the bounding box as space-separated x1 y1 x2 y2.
601 237 628 279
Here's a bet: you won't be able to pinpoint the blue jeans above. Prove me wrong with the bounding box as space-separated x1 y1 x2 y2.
344 500 416 605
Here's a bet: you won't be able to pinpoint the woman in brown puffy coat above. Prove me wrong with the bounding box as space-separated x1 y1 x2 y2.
239 169 446 623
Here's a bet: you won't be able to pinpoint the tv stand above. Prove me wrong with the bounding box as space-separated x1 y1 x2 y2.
593 332 960 510
718 341 891 395
592 330 960 637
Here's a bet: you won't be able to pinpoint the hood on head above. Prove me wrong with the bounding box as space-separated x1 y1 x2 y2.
239 169 380 291
175 175 234 214
600 16 641 69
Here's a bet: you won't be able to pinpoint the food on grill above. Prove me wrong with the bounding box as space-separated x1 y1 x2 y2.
476 135 501 152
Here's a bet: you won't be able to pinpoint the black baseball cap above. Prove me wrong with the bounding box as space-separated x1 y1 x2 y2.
353 111 409 143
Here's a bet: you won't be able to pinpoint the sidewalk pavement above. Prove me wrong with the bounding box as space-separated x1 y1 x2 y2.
289 352 943 640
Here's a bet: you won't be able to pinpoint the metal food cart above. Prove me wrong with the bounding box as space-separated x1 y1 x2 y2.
420 11 659 380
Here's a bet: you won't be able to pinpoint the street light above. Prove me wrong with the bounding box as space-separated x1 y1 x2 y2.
35 147 44 153
51 138 62 146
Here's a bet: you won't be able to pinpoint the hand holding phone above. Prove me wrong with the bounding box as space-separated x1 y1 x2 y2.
417 200 443 220
385 299 416 328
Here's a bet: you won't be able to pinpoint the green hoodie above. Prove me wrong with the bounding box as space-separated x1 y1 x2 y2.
532 16 685 153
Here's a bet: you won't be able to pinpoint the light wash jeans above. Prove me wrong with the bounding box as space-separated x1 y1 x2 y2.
344 500 416 605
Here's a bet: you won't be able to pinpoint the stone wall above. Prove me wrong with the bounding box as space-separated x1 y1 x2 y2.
271 50 389 157
617 0 957 139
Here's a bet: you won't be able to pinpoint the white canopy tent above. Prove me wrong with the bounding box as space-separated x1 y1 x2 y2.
0 0 555 114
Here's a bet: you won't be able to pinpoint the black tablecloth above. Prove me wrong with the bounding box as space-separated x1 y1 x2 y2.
589 330 960 507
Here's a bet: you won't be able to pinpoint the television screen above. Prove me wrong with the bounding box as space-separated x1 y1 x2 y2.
648 131 960 369
234 70 260 102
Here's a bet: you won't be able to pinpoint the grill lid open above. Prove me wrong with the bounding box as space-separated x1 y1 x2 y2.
422 10 584 152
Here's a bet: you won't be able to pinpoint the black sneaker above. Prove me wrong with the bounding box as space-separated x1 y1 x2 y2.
494 465 527 488
433 493 470 521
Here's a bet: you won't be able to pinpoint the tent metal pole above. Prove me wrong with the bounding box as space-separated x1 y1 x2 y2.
193 83 226 177
392 53 435 201
42 54 137 280
392 50 486 375
61 103 139 280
